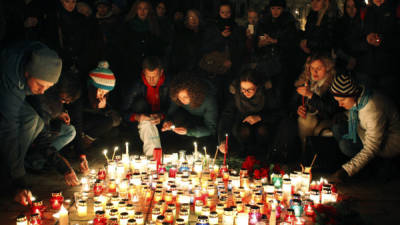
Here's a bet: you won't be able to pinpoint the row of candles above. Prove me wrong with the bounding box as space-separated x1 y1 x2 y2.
17 142 338 225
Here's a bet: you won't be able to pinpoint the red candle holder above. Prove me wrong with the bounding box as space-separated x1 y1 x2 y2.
169 167 177 178
29 213 42 225
108 179 117 193
93 210 107 225
94 180 104 196
30 200 45 218
98 168 106 180
50 191 64 210
284 209 296 224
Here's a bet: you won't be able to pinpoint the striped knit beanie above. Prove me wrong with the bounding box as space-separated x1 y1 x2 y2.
88 61 116 91
330 74 360 97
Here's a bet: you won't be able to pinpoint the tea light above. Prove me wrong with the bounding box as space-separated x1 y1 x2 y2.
50 191 64 210
209 211 219 225
77 200 87 217
195 200 203 216
16 215 27 225
120 212 129 225
134 212 144 225
179 209 189 224
236 212 249 225
222 207 234 225
94 201 103 212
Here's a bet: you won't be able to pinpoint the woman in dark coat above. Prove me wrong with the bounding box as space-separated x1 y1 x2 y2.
218 69 282 158
169 9 205 74
300 0 339 55
335 0 366 72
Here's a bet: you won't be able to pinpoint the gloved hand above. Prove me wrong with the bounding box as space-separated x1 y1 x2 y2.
329 168 349 183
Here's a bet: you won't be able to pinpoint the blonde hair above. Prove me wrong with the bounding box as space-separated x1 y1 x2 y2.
316 0 338 26
295 54 336 87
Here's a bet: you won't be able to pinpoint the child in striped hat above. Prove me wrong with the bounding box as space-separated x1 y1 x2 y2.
329 74 400 183
88 61 116 109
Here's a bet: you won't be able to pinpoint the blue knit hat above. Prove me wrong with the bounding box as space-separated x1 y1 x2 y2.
88 61 116 91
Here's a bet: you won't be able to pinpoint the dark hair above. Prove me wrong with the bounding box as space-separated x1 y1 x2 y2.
169 72 207 108
57 72 82 103
239 69 262 88
142 56 163 70
126 0 160 36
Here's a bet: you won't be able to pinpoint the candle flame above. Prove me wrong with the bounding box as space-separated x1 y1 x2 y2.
103 149 108 155
31 196 36 202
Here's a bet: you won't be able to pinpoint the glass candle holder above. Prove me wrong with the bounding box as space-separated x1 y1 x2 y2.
209 211 219 225
152 207 161 222
249 205 261 225
16 215 27 225
31 200 44 218
94 201 103 213
222 207 234 225
93 180 104 196
105 203 114 219
77 200 87 217
164 209 174 223
291 199 303 217
29 213 41 225
196 215 209 225
127 218 137 225
93 210 107 225
50 191 64 210
236 212 249 225
179 209 189 224
134 212 144 225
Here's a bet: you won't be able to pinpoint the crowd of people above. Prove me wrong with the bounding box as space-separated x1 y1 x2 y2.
0 0 399 205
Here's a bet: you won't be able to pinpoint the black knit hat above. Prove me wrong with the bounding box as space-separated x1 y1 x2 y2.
330 74 360 97
269 0 286 8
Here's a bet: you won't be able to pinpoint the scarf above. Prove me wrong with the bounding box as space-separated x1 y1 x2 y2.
234 86 265 115
343 88 372 143
142 72 165 112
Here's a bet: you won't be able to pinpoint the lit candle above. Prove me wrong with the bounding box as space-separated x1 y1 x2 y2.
194 142 198 160
112 146 119 161
58 205 69 225
103 149 110 162
224 134 228 166
16 215 27 225
30 200 44 218
222 207 234 225
77 200 87 217
236 212 249 225
209 211 219 225
50 191 64 210
125 142 129 155
269 201 277 225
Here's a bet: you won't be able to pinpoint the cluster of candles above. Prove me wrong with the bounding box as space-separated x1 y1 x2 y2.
16 142 338 225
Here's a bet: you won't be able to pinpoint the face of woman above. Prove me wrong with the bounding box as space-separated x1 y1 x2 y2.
178 90 191 105
373 0 385 6
311 0 325 12
156 2 166 17
334 96 356 110
310 60 327 81
61 0 76 12
137 2 150 20
240 81 257 99
345 0 357 18
219 5 232 19
187 11 199 28
270 6 283 18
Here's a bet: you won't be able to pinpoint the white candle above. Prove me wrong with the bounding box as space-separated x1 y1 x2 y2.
77 200 87 217
269 202 276 225
236 213 249 225
125 142 129 155
59 205 69 225
194 142 198 159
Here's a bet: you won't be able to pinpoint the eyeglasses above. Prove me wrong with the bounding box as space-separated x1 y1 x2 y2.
241 87 257 94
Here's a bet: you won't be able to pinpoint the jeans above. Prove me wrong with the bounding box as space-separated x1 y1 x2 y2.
51 124 76 151
0 102 44 179
331 122 363 157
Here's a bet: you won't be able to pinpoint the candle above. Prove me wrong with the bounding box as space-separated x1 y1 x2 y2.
222 207 234 225
98 168 106 180
304 199 315 216
112 146 119 161
179 209 189 224
58 205 69 225
28 214 41 225
291 199 303 217
236 212 249 225
103 149 110 162
209 211 219 225
125 142 129 155
50 191 64 210
224 134 228 165
269 201 276 225
77 200 87 217
30 200 44 218
93 210 107 225
16 215 27 225
120 212 129 225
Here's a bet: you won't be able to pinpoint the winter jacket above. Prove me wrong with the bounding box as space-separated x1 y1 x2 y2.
122 73 170 121
201 18 245 76
256 11 298 61
303 10 337 54
166 83 217 138
342 90 400 176
218 81 283 142
357 2 399 77
169 26 205 73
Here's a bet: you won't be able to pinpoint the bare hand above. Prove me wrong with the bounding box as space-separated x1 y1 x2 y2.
218 142 226 154
346 57 357 70
24 17 38 28
221 27 231 37
98 98 106 109
65 169 80 186
173 127 187 135
246 29 253 38
58 112 71 125
150 114 162 125
366 33 381 47
223 60 232 69
14 189 32 206
296 86 313 98
137 114 151 122
300 39 311 54
297 105 307 118
242 115 261 125
161 121 173 131
79 156 89 175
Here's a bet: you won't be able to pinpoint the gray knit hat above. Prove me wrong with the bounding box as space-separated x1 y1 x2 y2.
330 74 360 97
26 48 62 83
